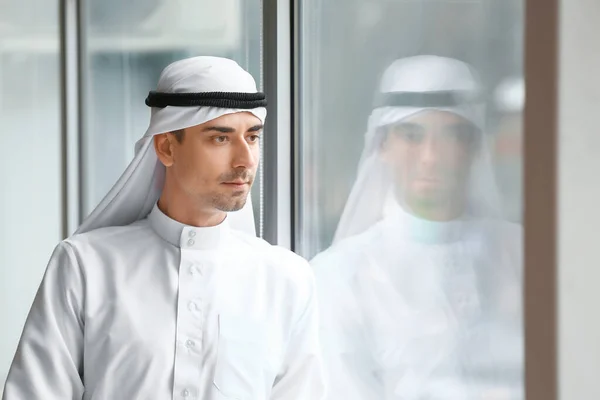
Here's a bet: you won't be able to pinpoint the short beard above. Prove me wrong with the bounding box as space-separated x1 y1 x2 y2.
210 192 249 212
211 168 255 212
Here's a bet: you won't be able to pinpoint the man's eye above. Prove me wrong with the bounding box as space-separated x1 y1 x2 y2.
446 125 478 144
213 136 227 143
400 130 424 143
390 124 425 143
248 135 261 143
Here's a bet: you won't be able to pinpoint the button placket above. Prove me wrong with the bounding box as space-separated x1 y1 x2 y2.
188 300 199 312
174 238 204 400
187 298 205 326
185 230 197 247
189 263 203 276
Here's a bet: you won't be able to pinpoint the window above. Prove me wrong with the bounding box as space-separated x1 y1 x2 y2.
298 0 525 397
0 0 62 386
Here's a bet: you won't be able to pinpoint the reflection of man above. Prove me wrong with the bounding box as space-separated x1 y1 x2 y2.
492 76 524 223
4 57 324 400
311 56 523 400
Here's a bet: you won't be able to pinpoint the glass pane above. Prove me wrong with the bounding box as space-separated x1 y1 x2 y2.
0 0 62 389
82 0 264 233
299 0 524 398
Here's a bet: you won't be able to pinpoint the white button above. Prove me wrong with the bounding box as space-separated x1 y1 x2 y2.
186 339 195 348
188 230 196 237
190 265 202 275
187 239 195 246
188 301 198 311
182 389 190 397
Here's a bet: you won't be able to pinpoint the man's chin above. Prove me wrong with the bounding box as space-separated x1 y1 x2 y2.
214 197 249 212
412 188 447 203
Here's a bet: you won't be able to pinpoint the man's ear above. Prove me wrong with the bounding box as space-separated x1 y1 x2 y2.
154 133 175 167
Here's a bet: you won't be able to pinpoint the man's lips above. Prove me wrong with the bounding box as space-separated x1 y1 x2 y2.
222 181 249 187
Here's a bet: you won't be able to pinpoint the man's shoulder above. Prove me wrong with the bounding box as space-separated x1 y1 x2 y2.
478 218 523 250
309 229 378 282
65 220 152 254
230 230 314 283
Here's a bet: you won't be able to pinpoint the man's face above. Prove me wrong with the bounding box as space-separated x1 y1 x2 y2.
381 110 479 212
165 111 262 213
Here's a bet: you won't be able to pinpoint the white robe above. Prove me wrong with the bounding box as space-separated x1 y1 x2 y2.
3 205 325 400
311 205 523 400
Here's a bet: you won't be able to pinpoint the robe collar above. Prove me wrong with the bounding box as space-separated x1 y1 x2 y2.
148 203 230 250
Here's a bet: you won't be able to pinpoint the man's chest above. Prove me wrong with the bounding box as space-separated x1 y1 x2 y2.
80 248 290 399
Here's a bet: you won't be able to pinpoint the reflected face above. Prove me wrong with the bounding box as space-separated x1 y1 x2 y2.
381 110 479 212
165 112 262 212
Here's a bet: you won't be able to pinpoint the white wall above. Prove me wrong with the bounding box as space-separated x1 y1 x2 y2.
558 0 600 398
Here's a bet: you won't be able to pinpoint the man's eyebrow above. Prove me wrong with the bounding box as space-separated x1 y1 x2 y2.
201 126 235 133
445 122 479 132
201 124 264 133
392 122 423 130
248 124 264 132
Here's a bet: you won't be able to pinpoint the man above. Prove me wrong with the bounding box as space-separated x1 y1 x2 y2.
311 56 523 399
3 56 325 400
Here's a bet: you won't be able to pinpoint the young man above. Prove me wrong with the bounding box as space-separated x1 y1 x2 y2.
3 56 325 400
311 56 523 400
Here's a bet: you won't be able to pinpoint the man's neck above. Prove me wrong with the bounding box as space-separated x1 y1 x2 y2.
156 197 226 228
157 180 226 228
404 196 466 222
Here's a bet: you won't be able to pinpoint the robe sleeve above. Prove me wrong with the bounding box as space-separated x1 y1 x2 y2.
2 241 85 400
269 261 326 400
316 282 382 400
